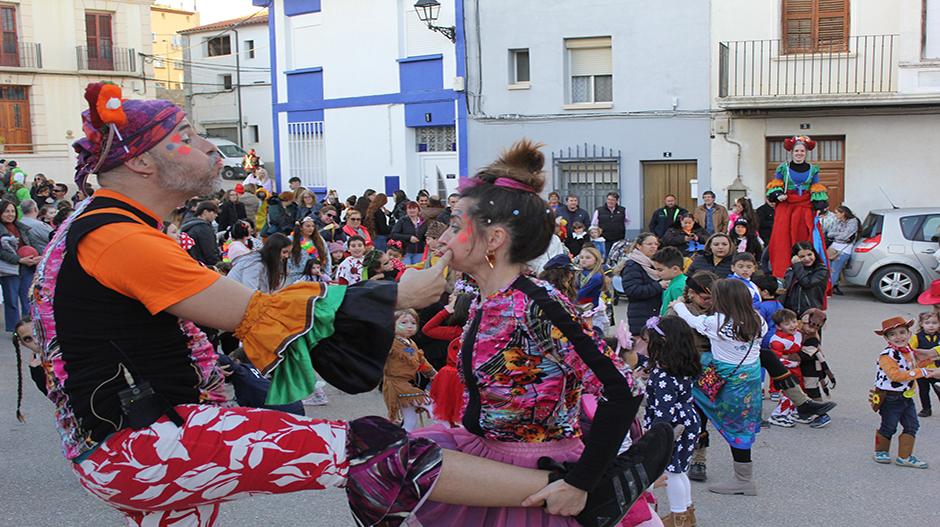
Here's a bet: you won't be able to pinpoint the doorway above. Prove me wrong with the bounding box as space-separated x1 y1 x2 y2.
0 86 31 153
418 152 458 198
642 161 698 224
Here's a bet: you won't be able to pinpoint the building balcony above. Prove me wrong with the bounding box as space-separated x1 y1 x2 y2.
715 35 933 109
0 42 42 69
76 45 137 73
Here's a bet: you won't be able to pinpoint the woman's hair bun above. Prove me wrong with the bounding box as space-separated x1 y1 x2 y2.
484 139 546 194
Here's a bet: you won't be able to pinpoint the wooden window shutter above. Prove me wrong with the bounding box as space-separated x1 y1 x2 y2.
816 0 849 51
783 0 849 53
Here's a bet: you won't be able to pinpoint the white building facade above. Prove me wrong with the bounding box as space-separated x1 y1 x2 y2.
710 0 940 217
0 0 154 179
179 13 274 169
463 0 712 233
260 0 465 197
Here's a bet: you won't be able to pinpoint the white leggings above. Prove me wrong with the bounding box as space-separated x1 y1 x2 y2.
401 405 431 432
666 471 692 513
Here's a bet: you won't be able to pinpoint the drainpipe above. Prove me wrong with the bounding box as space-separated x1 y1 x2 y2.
718 116 747 202
234 27 244 148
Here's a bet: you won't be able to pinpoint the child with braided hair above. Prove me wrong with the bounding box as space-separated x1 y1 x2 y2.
383 309 437 431
13 317 46 422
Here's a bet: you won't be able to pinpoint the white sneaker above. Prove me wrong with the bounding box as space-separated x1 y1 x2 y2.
303 387 329 406
768 415 795 428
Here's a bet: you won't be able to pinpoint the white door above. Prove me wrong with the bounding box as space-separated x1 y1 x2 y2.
418 152 459 198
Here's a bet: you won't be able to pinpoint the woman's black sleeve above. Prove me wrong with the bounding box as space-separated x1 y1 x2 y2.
29 364 48 396
517 277 640 491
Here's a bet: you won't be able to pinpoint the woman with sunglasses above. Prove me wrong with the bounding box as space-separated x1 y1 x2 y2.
342 209 373 247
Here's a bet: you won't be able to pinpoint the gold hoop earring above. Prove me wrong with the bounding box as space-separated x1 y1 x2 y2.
485 251 496 269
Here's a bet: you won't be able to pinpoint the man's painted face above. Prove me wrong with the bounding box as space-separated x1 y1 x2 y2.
153 121 222 195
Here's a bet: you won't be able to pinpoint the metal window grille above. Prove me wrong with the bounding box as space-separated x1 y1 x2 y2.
287 121 326 188
552 144 622 213
416 126 456 152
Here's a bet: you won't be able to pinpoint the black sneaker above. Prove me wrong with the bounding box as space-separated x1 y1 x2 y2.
918 408 932 418
796 399 837 420
540 422 674 527
688 462 707 482
832 285 844 296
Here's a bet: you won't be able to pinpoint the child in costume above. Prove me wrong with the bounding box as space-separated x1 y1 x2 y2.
385 239 408 279
729 252 762 305
872 317 940 468
730 218 763 260
576 246 608 309
793 308 835 428
334 235 366 285
636 316 702 527
423 292 474 426
911 312 940 417
767 309 803 428
651 247 687 316
765 135 829 278
383 309 437 431
588 225 606 255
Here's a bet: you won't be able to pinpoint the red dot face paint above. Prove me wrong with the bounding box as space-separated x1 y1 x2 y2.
456 221 472 244
165 133 191 155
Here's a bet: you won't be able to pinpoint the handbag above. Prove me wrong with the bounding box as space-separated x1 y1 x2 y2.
696 338 756 402
0 236 20 276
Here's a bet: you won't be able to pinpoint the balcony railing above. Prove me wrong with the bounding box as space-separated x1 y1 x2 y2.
0 42 42 68
718 35 897 100
76 45 137 73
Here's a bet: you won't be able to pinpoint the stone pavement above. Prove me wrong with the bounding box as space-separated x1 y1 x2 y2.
0 286 934 526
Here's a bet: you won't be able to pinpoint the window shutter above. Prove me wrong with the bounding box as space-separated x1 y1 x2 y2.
783 0 814 52
569 46 612 76
816 0 848 51
783 0 848 53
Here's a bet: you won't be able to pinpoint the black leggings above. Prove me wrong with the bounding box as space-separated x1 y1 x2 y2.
730 446 752 463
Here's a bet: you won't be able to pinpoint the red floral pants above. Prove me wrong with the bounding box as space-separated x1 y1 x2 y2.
72 405 348 527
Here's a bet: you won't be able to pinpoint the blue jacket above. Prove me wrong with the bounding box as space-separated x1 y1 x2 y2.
620 260 663 334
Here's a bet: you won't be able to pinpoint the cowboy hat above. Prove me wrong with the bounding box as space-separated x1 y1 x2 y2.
874 316 914 336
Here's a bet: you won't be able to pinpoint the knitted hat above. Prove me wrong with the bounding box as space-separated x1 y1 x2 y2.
327 241 345 254
73 82 186 186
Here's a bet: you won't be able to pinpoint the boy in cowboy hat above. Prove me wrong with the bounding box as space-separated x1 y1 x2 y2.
872 316 940 468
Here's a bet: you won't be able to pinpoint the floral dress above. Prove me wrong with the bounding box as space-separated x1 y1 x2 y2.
643 365 700 473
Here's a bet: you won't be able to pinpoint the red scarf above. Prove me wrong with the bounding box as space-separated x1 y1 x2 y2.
342 224 373 246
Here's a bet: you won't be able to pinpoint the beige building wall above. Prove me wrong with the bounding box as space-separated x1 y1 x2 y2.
0 0 154 182
150 5 199 91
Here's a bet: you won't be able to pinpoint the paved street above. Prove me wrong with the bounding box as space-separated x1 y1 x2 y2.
0 286 934 526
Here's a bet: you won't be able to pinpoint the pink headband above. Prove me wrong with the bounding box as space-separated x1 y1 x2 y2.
458 176 535 194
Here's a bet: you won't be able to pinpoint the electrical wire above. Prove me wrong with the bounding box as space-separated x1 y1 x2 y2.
146 4 271 57
142 53 271 72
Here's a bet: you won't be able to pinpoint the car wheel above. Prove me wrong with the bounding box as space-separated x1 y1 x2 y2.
870 265 921 304
221 167 236 180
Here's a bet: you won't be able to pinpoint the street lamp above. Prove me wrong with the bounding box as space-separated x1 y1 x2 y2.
414 0 455 42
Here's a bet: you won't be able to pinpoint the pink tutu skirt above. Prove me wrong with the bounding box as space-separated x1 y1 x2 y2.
406 425 584 526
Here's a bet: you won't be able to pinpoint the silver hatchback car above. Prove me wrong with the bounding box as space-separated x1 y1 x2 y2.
844 207 940 303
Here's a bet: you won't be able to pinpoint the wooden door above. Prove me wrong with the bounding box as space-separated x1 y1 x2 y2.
0 5 18 67
0 86 31 153
766 136 845 208
642 161 697 225
85 12 113 70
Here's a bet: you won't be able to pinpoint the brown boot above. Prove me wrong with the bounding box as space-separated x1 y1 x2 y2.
707 461 757 495
873 431 892 464
895 433 929 468
661 511 693 527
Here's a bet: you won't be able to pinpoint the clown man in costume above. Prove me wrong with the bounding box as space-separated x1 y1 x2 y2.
765 135 830 279
25 83 668 527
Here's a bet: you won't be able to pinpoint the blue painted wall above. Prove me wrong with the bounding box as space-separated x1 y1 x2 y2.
283 0 320 16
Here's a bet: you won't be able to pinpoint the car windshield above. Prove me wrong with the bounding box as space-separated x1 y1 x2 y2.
859 213 884 239
217 145 247 157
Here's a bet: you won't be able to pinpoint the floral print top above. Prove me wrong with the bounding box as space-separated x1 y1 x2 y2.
459 278 634 443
